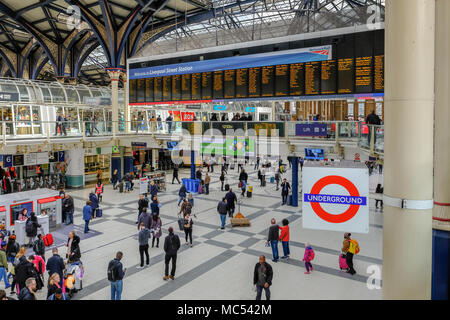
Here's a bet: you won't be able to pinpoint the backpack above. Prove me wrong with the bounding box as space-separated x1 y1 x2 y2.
25 220 34 234
185 203 192 215
348 239 360 255
107 260 118 282
309 249 315 261
169 235 178 251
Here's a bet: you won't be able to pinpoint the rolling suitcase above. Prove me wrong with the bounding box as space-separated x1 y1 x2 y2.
96 208 103 218
339 254 349 271
177 215 185 231
43 233 54 247
225 184 230 191
287 194 292 206
246 191 252 198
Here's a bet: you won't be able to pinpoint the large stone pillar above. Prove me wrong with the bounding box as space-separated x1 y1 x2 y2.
432 0 450 300
123 75 130 133
65 147 85 188
383 0 435 299
107 69 124 135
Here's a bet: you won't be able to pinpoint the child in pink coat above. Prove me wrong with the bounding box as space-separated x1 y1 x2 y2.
302 242 315 274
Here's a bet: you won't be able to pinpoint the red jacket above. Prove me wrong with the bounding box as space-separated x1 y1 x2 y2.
279 226 290 242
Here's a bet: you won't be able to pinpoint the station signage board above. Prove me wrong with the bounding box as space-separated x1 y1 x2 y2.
295 123 327 137
24 153 37 166
0 92 19 101
302 166 369 233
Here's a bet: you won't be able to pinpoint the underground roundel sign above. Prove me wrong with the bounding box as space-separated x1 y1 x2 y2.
302 166 369 233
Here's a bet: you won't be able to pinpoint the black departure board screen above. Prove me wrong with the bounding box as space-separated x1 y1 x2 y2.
275 64 289 96
224 69 235 99
129 79 137 103
172 75 181 101
201 72 212 99
374 55 384 92
290 63 304 96
248 67 261 97
236 68 248 98
191 73 201 100
163 76 172 101
213 70 224 99
305 61 320 95
355 56 373 93
145 78 153 102
261 65 275 97
181 74 191 100
137 79 145 102
321 60 337 94
153 77 162 101
338 58 354 94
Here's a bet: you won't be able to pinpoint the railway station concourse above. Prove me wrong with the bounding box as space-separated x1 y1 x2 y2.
0 0 448 305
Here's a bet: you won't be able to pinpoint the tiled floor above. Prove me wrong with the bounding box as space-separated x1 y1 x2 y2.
1 164 384 300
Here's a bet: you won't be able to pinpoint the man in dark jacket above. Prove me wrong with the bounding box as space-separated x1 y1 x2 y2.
17 277 37 300
195 168 202 181
281 179 291 205
149 181 158 199
163 227 180 280
172 165 180 184
46 248 65 287
238 169 248 196
178 184 187 206
137 208 152 229
67 231 81 262
267 219 280 262
109 251 126 300
217 198 228 230
253 255 273 300
14 256 36 290
365 110 381 145
25 212 41 248
62 194 74 225
32 235 46 261
136 194 149 224
225 189 237 218
89 192 99 217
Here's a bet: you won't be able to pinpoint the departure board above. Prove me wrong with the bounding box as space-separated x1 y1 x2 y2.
248 67 261 97
145 78 153 102
201 72 213 99
129 79 137 103
181 74 191 100
321 60 337 94
172 75 181 101
191 73 201 100
275 64 289 96
374 55 384 92
213 70 224 99
224 69 235 99
289 63 304 96
338 58 354 94
355 56 373 93
236 68 248 98
137 79 145 102
305 61 320 95
163 76 172 101
153 77 162 101
261 65 275 97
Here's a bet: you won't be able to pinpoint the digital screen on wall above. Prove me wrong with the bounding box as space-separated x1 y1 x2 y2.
137 79 145 102
191 73 201 100
201 137 255 157
304 148 324 160
261 65 275 97
181 73 191 100
355 56 373 93
129 79 137 103
224 69 235 99
172 75 181 101
290 63 304 96
235 68 248 98
248 67 261 97
145 78 153 102
162 76 172 101
305 61 321 95
201 72 213 99
321 60 337 94
275 64 289 96
374 55 384 92
338 58 354 94
213 70 224 99
153 77 162 101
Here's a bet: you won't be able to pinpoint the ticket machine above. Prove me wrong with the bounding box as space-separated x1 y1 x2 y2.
37 197 62 230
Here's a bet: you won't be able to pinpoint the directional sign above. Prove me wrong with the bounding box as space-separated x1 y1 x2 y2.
302 165 369 233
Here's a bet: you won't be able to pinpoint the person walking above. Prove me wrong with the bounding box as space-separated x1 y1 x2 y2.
25 212 41 248
0 244 11 289
183 213 194 247
266 219 279 263
137 207 151 230
365 110 381 145
17 277 37 300
281 178 291 205
374 184 383 210
225 188 237 218
204 173 211 195
220 171 225 191
108 251 126 300
303 243 315 274
149 180 158 200
342 233 359 275
178 184 187 206
217 198 228 230
172 165 181 184
166 114 173 133
254 156 260 170
150 196 161 217
14 254 35 291
279 219 290 259
66 231 81 263
275 171 281 191
137 223 151 269
95 180 104 203
239 169 248 196
46 248 65 287
151 214 162 248
54 113 62 136
83 201 93 234
253 255 273 301
137 194 149 224
62 193 74 225
32 234 46 261
112 169 119 189
163 227 180 280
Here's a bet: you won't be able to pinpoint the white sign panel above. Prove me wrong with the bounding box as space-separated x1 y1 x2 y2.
24 153 37 166
36 152 49 164
302 166 369 233
140 177 148 195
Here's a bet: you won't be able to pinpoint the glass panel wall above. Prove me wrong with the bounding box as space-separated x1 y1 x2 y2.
14 105 32 135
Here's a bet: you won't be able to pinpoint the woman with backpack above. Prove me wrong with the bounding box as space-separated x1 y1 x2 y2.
25 212 41 248
278 219 290 259
32 234 46 261
342 233 359 275
302 243 315 274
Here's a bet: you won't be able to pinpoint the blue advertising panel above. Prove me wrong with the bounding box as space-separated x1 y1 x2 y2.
296 123 328 137
130 46 332 80
3 154 13 167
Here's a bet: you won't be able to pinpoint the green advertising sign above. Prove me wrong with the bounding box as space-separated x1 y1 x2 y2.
201 137 255 156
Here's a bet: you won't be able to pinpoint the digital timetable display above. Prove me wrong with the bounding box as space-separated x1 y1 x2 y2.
129 45 385 103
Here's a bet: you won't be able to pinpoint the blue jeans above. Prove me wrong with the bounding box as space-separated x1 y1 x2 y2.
281 241 290 257
220 214 226 228
84 220 90 233
0 267 10 287
178 196 184 206
205 184 209 194
110 280 123 300
270 241 279 261
65 210 74 225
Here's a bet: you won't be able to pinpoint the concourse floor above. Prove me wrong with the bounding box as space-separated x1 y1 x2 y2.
2 164 383 300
